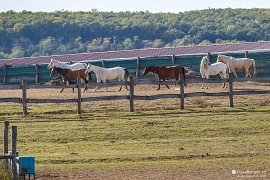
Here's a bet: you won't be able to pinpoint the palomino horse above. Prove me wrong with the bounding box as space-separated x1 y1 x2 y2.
50 67 91 93
142 65 188 90
48 59 87 70
85 64 130 92
216 54 256 78
200 56 228 89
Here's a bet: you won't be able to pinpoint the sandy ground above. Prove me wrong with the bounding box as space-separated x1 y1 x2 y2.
1 81 270 111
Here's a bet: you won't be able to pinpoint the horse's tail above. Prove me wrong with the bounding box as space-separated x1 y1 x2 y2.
251 59 256 77
124 68 130 82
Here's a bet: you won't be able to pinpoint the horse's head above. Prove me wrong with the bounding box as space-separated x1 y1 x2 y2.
216 54 227 63
143 66 155 76
86 64 93 73
48 58 56 69
183 67 190 74
50 67 57 77
201 56 210 67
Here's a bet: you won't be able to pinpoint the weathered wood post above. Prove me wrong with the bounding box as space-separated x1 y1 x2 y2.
77 79 82 114
179 73 185 110
171 54 176 65
207 52 211 63
102 60 106 68
21 80 27 115
35 64 39 83
245 50 248 58
3 65 7 84
136 57 141 80
129 76 134 112
229 73 234 108
3 121 9 155
11 126 17 180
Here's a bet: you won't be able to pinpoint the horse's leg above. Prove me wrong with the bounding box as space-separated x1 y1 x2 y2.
60 79 66 93
232 70 238 78
83 77 88 92
162 77 170 90
157 78 161 91
94 79 101 92
219 73 226 88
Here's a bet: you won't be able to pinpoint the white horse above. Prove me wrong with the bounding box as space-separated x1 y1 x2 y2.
216 54 256 78
48 59 87 70
86 64 130 92
200 56 228 89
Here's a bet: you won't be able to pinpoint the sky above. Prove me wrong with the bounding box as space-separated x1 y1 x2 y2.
1 0 270 13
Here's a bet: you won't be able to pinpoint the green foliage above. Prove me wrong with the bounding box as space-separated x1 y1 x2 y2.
0 8 270 58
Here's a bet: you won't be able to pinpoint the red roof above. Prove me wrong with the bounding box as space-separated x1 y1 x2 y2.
1 41 270 67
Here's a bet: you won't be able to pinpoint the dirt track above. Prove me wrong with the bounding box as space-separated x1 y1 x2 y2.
1 81 269 111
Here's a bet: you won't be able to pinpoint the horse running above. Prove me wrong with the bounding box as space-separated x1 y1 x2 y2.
216 54 256 78
50 67 91 93
200 56 228 89
142 65 188 90
85 64 129 92
48 59 87 70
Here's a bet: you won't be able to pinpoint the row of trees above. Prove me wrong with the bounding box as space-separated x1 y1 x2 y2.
0 8 270 59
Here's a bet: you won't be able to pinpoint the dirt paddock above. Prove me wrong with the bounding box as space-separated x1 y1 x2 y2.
1 81 270 111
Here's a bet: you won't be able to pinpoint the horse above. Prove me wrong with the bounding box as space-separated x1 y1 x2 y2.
200 56 228 89
48 59 87 70
216 54 256 78
85 64 130 92
142 65 188 90
50 67 91 93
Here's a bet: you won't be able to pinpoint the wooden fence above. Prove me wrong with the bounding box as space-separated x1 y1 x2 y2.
0 121 18 180
0 75 270 115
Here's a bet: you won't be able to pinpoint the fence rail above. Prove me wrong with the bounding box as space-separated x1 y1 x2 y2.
0 75 270 114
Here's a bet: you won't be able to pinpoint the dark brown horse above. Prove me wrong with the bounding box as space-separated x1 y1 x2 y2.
50 67 92 93
142 65 188 90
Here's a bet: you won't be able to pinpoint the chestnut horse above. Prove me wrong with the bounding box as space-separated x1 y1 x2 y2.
142 65 187 90
50 67 92 93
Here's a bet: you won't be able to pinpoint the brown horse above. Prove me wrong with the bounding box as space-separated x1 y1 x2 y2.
50 67 92 93
142 65 188 90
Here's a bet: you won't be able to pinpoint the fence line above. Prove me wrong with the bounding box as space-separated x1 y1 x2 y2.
1 121 18 180
0 75 270 114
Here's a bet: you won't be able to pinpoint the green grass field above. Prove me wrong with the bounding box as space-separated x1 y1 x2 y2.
0 103 270 179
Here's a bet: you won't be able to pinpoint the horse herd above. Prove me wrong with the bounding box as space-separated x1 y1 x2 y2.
47 54 256 92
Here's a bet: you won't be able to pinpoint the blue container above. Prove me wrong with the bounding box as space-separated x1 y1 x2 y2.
18 156 35 174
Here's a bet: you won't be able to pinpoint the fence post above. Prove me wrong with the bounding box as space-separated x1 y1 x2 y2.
102 60 106 68
207 52 211 63
129 76 134 112
21 80 27 115
172 54 176 65
35 64 39 83
4 121 9 155
77 79 82 114
3 65 7 84
136 57 140 80
245 50 248 58
11 126 17 180
229 73 234 108
179 73 185 110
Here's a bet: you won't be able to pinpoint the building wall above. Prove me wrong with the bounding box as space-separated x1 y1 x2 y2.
0 51 270 85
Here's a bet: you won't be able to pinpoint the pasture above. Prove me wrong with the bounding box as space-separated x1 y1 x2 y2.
0 82 270 179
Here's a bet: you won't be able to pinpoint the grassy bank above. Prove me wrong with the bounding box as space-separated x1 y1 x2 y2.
0 104 269 178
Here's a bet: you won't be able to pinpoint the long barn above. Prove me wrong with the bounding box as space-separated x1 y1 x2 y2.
1 41 270 84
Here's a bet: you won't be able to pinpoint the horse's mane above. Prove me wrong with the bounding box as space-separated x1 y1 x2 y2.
200 56 208 69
